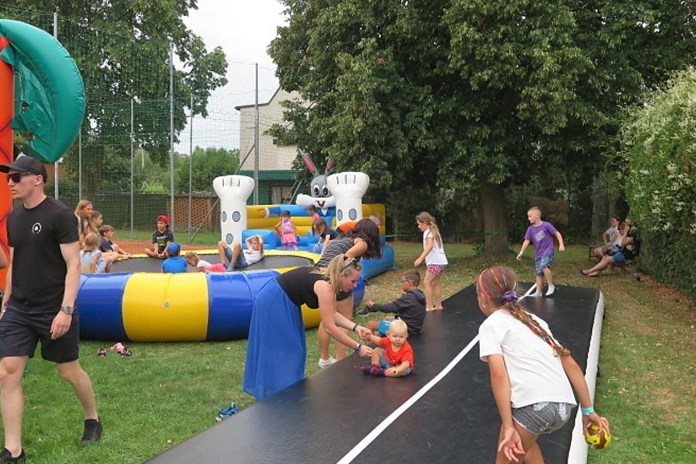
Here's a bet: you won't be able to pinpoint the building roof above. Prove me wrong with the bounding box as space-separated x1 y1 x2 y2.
234 87 282 111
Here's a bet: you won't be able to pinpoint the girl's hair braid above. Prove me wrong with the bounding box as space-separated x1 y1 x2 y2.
478 266 570 357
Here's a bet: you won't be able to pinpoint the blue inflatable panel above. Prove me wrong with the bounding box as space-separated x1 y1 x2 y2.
77 273 130 341
206 270 277 340
361 244 395 280
243 229 278 249
278 205 313 217
353 278 366 306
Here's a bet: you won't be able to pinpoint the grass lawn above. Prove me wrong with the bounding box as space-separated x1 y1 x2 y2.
6 243 695 463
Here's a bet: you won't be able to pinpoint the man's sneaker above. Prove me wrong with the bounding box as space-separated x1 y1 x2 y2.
80 419 103 444
317 357 336 368
0 448 25 463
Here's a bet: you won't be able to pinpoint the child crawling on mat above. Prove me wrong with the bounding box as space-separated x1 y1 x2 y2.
359 319 414 377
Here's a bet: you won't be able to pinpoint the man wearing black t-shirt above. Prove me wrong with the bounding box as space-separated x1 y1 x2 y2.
0 153 102 463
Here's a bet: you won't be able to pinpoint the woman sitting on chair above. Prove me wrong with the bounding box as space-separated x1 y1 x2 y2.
581 223 635 276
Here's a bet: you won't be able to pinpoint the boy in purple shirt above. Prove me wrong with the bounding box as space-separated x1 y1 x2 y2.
517 207 565 296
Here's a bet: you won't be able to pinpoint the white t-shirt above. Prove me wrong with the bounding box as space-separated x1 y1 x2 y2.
244 248 263 266
80 249 107 274
605 226 621 246
423 229 448 265
479 309 576 408
196 259 212 269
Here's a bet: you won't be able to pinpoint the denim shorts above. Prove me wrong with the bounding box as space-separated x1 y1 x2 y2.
512 402 572 435
534 254 554 275
378 353 412 376
224 246 250 270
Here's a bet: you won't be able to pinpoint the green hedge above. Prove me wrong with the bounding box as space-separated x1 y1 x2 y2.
621 67 696 302
638 231 696 301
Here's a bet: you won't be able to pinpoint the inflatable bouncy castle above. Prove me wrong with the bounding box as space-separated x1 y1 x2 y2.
0 19 86 285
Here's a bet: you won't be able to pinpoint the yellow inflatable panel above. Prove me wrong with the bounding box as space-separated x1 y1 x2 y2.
247 217 282 229
123 273 209 342
247 205 271 219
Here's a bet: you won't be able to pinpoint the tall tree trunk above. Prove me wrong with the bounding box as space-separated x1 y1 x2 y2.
480 180 510 256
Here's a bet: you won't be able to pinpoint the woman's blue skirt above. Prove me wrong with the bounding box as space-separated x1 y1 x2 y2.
243 278 307 401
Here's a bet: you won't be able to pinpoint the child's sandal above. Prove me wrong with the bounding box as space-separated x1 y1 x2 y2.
120 347 133 357
97 348 107 358
110 342 125 353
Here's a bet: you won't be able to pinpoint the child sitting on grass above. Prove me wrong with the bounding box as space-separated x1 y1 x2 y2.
359 269 426 337
359 319 414 377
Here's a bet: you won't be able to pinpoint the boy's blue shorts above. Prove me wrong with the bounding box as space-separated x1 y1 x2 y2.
534 254 554 275
378 319 392 336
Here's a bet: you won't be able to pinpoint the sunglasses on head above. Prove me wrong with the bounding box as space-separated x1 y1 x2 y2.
340 256 358 272
6 172 34 183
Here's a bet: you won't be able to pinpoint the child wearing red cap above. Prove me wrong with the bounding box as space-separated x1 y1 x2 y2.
144 215 174 258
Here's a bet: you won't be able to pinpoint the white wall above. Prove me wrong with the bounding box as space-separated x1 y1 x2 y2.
238 88 304 171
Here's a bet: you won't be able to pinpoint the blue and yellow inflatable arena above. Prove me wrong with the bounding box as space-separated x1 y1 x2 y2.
76 250 367 342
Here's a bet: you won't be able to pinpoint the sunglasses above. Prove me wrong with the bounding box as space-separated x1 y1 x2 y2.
6 172 34 183
340 257 358 272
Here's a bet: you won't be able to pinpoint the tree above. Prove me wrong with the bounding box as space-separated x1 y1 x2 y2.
269 0 696 254
175 146 240 194
2 1 228 194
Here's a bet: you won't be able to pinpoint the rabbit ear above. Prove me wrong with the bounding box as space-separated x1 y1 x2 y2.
325 160 335 174
299 149 318 174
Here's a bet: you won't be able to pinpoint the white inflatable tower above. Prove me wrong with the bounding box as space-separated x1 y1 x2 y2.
327 172 370 227
213 175 255 245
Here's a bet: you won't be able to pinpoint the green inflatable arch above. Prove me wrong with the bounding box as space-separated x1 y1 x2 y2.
0 19 85 163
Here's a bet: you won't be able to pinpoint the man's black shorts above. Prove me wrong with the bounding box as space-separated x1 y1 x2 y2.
0 306 80 363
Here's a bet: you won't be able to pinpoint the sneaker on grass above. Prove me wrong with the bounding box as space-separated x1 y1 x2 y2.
81 418 103 444
0 448 25 464
317 356 336 368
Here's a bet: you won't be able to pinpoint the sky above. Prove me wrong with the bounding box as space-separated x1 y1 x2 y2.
175 0 286 153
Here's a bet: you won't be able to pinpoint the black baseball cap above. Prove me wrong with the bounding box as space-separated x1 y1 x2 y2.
0 154 48 180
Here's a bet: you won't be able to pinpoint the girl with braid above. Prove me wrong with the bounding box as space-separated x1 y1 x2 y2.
476 266 610 464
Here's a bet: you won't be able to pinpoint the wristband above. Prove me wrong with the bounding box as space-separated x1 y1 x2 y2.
581 406 595 415
354 343 361 352
352 323 358 332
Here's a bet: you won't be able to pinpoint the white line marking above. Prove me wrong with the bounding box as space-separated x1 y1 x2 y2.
337 286 537 463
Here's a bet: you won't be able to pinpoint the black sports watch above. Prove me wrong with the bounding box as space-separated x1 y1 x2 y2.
61 306 76 315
